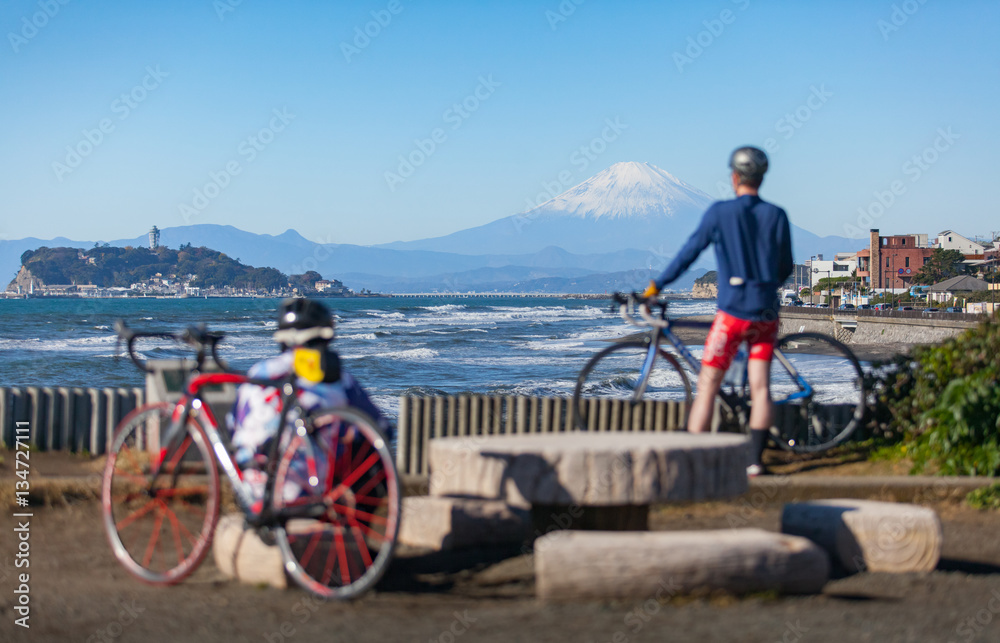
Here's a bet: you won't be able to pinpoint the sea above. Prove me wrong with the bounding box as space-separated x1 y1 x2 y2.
0 296 720 421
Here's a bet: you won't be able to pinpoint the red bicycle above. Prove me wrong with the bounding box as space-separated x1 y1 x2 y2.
101 321 400 599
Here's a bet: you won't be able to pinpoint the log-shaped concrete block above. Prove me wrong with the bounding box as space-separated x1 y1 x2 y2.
429 433 750 506
781 499 942 573
213 514 287 589
399 496 531 551
535 529 829 601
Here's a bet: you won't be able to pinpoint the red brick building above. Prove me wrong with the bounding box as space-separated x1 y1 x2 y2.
856 229 936 291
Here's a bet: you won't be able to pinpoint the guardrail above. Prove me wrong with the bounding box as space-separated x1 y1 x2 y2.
0 386 144 454
781 306 987 322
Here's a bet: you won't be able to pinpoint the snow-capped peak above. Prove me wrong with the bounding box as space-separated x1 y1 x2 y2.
527 161 713 220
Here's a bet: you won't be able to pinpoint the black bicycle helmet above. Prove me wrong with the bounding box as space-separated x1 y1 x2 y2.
728 146 768 183
274 298 334 346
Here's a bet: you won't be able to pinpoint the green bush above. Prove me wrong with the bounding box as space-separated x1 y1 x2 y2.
866 314 1000 475
967 483 1000 511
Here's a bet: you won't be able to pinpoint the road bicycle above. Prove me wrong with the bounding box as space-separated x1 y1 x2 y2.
572 293 866 453
101 321 400 599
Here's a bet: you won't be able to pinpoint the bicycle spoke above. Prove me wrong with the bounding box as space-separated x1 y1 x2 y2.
334 529 351 587
141 508 166 569
115 498 161 532
354 468 386 499
350 525 374 568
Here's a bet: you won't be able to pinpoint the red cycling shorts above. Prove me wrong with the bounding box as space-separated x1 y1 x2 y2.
702 310 779 370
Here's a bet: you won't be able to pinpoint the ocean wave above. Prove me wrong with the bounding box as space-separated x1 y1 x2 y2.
382 347 439 360
341 333 378 340
524 340 584 352
419 304 467 313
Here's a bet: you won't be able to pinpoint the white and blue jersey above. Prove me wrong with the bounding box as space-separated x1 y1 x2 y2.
229 350 393 463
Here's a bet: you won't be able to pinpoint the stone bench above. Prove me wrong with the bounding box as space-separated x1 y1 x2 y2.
535 529 829 601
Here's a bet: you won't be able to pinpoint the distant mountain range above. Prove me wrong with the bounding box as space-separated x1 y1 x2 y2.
1 162 863 293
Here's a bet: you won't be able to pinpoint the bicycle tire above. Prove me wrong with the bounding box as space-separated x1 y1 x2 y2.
272 406 400 600
769 332 866 453
102 402 221 584
573 340 693 432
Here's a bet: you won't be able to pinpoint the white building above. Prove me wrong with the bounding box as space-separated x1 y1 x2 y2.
808 253 858 291
935 230 987 256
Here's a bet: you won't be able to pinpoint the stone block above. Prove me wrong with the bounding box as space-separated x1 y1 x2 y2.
212 514 286 589
781 499 942 573
535 529 829 601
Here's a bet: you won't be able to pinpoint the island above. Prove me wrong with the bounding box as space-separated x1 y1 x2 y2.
5 244 365 298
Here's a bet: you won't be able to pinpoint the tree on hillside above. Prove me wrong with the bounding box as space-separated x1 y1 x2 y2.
912 248 966 285
289 271 324 290
694 271 717 286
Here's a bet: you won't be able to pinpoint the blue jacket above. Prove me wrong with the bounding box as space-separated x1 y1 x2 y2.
655 195 793 321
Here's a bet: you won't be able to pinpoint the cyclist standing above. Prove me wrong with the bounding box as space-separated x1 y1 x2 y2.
642 147 793 476
230 297 393 503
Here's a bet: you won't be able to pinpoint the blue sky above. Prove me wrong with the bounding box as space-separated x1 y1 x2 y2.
2 0 997 248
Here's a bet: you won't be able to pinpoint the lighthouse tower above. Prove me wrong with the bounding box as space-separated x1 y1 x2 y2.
149 226 160 250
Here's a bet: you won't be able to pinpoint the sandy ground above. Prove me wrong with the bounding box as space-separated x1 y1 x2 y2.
2 451 1000 643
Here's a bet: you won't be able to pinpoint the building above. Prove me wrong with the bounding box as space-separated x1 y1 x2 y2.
149 226 160 250
928 275 989 303
808 253 859 291
935 230 988 256
856 229 935 292
315 279 348 295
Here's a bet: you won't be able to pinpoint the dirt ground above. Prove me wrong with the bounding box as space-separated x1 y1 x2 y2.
2 452 1000 643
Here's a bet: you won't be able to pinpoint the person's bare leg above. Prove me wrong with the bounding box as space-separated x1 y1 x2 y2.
746 358 772 470
747 358 772 430
687 364 725 433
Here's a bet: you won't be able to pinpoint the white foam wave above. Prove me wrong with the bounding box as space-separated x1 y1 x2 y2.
524 340 584 352
382 348 438 360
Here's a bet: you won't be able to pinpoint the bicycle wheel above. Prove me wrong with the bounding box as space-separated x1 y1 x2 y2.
273 406 400 600
102 402 220 584
573 340 693 432
769 333 866 453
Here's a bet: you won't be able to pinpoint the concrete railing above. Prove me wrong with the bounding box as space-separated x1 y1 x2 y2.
396 395 690 475
0 386 145 455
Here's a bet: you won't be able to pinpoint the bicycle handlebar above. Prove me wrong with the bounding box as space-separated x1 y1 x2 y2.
114 319 229 373
611 292 670 329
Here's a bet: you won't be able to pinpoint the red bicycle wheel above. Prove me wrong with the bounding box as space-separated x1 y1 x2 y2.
102 403 220 584
273 406 400 599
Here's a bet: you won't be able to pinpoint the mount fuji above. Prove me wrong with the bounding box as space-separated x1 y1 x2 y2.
381 162 711 257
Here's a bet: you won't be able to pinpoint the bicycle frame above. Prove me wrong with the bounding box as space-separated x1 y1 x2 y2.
628 301 815 411
149 371 328 529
